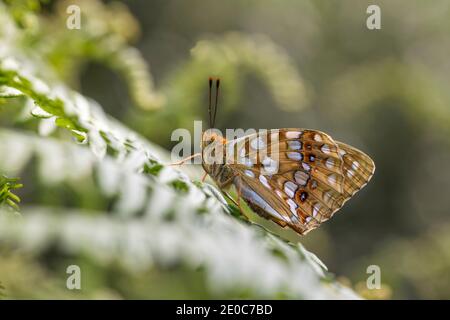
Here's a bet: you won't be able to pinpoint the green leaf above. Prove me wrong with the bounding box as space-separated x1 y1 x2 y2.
143 160 164 176
0 85 23 98
0 175 23 212
55 117 78 130
169 180 189 193
0 281 5 299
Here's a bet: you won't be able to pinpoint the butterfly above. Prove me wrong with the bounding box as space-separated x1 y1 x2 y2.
196 78 375 235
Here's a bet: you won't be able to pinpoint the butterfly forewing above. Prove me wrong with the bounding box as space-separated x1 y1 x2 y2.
219 128 375 235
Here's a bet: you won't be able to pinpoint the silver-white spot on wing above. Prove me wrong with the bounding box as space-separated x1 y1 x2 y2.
239 146 247 158
327 173 337 185
287 152 302 161
262 157 279 175
244 170 255 178
288 141 302 150
287 198 298 217
321 144 331 154
250 136 266 150
235 177 287 222
323 191 332 203
285 131 301 139
347 169 355 178
294 171 309 186
312 203 321 217
325 158 335 169
302 162 311 172
259 175 271 189
290 214 300 224
284 181 298 198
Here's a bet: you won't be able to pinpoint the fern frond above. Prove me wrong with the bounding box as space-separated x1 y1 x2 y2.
0 175 23 212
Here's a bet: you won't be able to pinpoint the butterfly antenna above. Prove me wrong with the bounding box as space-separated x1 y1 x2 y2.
212 78 220 128
208 77 213 128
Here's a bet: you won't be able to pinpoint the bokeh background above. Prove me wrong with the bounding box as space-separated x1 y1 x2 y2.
1 0 450 299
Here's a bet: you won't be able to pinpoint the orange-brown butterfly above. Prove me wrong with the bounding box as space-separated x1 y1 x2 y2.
186 78 375 235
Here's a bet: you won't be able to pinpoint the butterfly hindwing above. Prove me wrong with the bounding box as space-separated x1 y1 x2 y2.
224 129 374 235
335 141 376 199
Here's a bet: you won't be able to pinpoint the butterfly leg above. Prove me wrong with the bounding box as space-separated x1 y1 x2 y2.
237 197 250 221
223 191 249 221
237 187 247 218
168 153 201 166
223 191 238 206
234 183 250 221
